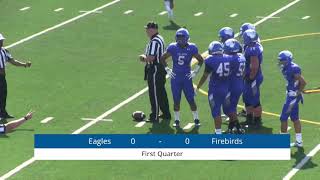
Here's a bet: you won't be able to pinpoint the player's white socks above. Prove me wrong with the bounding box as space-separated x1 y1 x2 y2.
168 10 173 19
215 129 222 134
164 2 173 19
174 111 180 121
296 133 302 143
192 111 199 120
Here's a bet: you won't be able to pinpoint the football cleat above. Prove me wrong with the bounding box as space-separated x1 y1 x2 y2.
173 120 180 127
194 119 201 127
291 141 303 148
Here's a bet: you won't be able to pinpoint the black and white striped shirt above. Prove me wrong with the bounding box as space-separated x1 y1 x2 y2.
145 33 165 65
0 48 12 69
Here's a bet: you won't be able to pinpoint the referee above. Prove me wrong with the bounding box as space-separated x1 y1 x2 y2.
139 22 171 123
0 33 32 120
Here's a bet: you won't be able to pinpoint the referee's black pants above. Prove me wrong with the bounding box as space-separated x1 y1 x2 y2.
0 75 8 117
147 65 171 121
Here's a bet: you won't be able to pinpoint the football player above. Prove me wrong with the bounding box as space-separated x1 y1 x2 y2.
223 39 245 133
160 28 204 128
219 27 235 43
242 29 264 128
196 41 233 134
278 50 306 147
0 111 33 134
239 23 256 36
164 0 174 19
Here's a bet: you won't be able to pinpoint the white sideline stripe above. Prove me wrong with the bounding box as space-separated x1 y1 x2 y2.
230 13 238 18
0 157 36 180
40 117 54 124
183 123 194 130
159 11 167 15
301 16 310 20
19 7 30 11
124 10 133 14
283 144 320 180
54 8 64 12
79 10 103 14
81 118 113 122
256 16 280 19
5 0 121 49
194 12 203 16
135 121 146 127
0 0 302 179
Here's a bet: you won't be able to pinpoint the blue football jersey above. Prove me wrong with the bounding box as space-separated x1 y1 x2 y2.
205 54 233 89
167 42 198 74
230 53 246 80
244 43 263 79
282 62 301 92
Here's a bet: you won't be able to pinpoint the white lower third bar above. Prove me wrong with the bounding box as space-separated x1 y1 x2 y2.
34 148 290 160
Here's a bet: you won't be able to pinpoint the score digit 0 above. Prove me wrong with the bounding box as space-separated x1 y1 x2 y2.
130 138 136 144
185 138 190 145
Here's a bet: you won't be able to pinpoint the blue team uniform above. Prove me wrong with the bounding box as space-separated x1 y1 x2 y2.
280 63 303 121
205 54 233 118
223 53 245 114
243 43 264 107
167 42 198 104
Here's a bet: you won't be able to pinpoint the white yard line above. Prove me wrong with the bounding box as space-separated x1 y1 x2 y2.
253 0 301 27
256 16 280 19
40 117 54 124
81 118 113 122
54 8 64 12
283 144 320 180
230 13 238 18
301 16 310 20
5 0 121 49
0 0 302 179
72 87 148 134
194 12 203 17
124 10 133 14
158 11 167 15
19 7 30 11
135 121 146 127
183 123 194 130
79 10 103 14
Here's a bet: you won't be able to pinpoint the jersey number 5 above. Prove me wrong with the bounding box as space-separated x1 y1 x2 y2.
178 55 185 65
216 62 230 77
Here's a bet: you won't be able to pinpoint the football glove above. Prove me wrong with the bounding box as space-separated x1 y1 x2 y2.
187 65 201 80
165 67 176 79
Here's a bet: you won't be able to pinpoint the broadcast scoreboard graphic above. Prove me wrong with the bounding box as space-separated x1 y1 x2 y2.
34 134 290 160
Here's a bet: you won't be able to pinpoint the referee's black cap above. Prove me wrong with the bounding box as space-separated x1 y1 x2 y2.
144 21 158 29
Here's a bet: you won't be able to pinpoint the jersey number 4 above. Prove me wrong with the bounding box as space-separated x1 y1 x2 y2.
216 62 230 77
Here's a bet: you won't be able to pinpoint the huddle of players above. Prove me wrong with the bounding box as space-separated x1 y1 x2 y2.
161 23 306 146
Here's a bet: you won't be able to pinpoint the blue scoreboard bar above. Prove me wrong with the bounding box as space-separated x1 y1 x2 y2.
34 134 290 160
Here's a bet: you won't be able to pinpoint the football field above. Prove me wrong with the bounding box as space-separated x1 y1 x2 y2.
1 0 320 179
